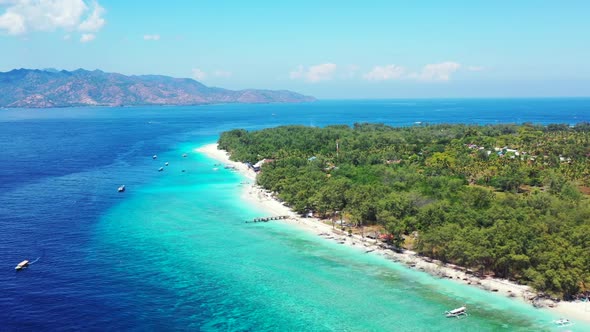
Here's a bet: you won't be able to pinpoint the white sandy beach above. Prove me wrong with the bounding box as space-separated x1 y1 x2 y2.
196 143 590 324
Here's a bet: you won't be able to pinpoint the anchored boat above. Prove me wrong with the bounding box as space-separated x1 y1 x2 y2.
118 185 125 192
445 306 468 318
15 260 29 271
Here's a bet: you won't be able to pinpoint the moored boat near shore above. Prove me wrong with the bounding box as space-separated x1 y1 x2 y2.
445 306 468 318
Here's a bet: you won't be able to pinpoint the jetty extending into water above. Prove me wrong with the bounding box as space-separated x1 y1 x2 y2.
246 216 290 223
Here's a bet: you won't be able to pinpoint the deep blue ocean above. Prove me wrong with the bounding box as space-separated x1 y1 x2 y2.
1 99 590 331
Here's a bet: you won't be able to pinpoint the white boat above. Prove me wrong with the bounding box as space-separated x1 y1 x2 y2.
553 318 573 326
445 306 467 318
15 260 29 270
182 153 187 157
152 155 157 159
158 167 164 172
118 185 125 192
165 162 169 166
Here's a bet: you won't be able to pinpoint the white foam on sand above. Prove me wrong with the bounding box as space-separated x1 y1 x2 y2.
196 143 590 325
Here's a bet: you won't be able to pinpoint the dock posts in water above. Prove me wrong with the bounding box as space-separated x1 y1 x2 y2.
246 216 289 223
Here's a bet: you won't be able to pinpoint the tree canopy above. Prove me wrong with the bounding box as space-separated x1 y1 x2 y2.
219 122 590 299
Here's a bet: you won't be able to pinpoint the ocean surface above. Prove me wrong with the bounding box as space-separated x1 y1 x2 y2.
1 99 590 331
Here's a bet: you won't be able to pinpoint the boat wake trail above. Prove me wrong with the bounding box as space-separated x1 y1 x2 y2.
29 256 41 264
29 245 45 265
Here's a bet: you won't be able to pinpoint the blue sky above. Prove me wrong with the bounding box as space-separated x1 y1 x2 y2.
1 0 589 98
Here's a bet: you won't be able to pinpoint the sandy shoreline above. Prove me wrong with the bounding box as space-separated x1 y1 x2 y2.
195 143 590 324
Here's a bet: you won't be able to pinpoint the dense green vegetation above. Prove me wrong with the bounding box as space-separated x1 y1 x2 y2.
219 123 590 299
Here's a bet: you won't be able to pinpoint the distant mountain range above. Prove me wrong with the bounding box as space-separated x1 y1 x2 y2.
0 69 315 108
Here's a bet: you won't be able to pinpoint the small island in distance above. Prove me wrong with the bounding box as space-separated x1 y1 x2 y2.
0 68 316 108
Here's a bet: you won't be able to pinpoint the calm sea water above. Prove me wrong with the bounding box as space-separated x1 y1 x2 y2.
1 99 590 331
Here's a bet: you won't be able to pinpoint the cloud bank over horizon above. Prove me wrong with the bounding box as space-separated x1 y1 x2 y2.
293 62 466 83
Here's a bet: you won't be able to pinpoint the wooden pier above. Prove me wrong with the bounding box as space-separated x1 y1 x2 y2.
246 215 290 223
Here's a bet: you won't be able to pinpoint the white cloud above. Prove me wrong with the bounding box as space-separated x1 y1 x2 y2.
290 61 467 83
0 0 105 37
290 63 337 83
363 64 406 81
410 62 461 81
80 33 94 42
0 10 24 34
467 65 485 72
213 70 232 78
192 68 207 81
143 34 160 41
78 1 105 32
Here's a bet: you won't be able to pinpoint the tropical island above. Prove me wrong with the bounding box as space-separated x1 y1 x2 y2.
218 122 590 301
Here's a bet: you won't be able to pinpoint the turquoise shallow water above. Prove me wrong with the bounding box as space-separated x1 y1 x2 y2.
2 100 590 330
92 143 588 331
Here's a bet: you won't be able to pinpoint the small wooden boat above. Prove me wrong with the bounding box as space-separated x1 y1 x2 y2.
445 306 467 318
15 260 29 270
118 185 125 192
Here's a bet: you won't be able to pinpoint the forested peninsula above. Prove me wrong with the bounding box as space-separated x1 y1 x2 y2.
219 123 590 299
